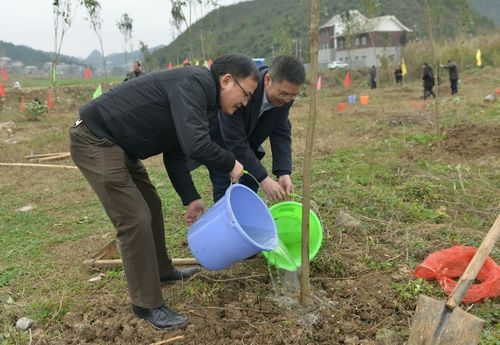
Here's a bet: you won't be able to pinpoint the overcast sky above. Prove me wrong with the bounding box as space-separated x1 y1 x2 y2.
1 0 244 59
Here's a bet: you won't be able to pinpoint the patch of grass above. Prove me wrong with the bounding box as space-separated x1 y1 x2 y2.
391 278 434 305
311 254 349 277
0 326 30 345
476 300 500 345
363 255 397 271
30 298 69 323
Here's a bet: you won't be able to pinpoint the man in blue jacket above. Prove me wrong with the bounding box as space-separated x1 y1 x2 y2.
69 54 258 331
208 55 306 202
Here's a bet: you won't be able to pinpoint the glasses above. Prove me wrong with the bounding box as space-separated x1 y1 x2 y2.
232 77 252 102
276 91 300 102
268 76 299 102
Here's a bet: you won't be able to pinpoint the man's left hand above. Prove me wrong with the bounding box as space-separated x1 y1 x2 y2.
278 175 294 197
185 199 204 225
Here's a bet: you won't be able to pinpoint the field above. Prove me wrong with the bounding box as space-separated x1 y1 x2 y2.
0 67 499 345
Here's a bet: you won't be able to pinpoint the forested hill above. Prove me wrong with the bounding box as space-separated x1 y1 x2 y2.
471 0 500 26
0 40 82 67
152 0 496 65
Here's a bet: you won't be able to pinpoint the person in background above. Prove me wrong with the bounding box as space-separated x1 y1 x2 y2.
440 60 459 95
206 55 306 202
422 63 436 100
370 65 377 89
394 65 403 86
124 61 146 82
70 54 258 331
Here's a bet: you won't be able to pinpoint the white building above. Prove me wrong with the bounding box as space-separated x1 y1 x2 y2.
319 10 412 68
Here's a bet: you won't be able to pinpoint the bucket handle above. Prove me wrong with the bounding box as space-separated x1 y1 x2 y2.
242 171 328 237
288 193 328 237
240 170 271 205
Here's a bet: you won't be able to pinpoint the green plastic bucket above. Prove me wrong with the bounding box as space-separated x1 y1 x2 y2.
262 201 323 271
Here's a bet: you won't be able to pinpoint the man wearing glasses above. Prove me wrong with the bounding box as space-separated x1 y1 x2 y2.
208 55 306 202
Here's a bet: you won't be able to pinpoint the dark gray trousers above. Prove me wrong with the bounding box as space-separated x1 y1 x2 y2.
69 122 175 308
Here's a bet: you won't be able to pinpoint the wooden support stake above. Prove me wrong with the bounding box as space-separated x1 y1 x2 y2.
84 258 199 268
0 163 77 169
149 335 185 345
25 152 69 159
37 153 71 162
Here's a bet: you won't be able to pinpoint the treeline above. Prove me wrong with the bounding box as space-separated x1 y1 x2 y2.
471 0 500 26
0 40 82 67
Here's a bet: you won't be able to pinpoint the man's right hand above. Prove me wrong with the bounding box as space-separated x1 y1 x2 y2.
229 160 244 183
260 176 286 201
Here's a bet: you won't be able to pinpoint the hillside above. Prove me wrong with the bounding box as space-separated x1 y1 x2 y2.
84 45 165 68
0 40 82 67
152 0 496 65
471 0 500 26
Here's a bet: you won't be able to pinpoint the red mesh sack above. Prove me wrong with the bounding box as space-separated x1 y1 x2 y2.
414 246 500 303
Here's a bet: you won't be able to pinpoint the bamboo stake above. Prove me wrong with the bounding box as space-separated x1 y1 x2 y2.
84 258 199 268
149 335 185 345
300 0 319 307
25 152 69 159
37 153 71 162
0 163 77 169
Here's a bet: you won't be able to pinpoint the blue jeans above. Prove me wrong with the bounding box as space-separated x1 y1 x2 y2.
209 169 259 202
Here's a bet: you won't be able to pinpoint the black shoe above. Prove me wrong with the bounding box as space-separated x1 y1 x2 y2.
160 267 201 284
132 304 188 330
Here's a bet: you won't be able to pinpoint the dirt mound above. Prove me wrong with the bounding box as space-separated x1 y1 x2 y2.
444 123 500 158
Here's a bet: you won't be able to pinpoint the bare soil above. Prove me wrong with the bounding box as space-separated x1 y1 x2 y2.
443 123 500 158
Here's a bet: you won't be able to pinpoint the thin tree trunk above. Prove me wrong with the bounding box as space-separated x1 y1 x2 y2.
424 0 441 150
300 0 319 307
98 37 108 81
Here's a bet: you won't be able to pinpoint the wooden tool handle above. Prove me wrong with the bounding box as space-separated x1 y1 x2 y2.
447 215 500 309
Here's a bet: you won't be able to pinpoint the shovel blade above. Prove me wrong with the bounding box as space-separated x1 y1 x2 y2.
408 295 485 345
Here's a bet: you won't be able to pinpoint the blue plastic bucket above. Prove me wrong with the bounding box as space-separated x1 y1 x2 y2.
187 184 278 270
348 95 357 104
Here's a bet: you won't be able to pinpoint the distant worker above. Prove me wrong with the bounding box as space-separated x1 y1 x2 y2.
370 65 377 89
394 65 403 86
440 60 459 95
124 61 146 82
422 63 436 100
13 81 22 90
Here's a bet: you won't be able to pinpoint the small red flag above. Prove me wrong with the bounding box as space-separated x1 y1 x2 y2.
168 62 173 70
0 81 5 97
1 67 8 82
337 102 347 112
316 75 322 90
343 71 351 89
48 94 53 110
84 66 91 80
21 95 25 112
207 59 213 68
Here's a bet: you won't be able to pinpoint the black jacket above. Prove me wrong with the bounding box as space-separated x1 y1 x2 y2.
124 69 146 82
423 65 435 88
210 68 293 182
442 62 459 81
79 66 235 205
